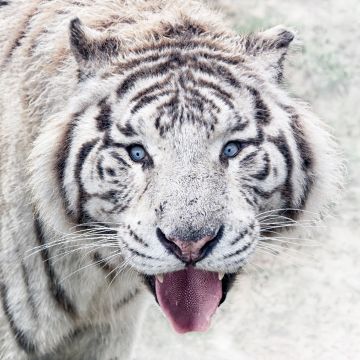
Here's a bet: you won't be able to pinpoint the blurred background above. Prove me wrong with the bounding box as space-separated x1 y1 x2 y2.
135 0 360 359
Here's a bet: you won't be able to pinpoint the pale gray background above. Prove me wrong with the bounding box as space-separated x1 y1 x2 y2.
135 0 360 359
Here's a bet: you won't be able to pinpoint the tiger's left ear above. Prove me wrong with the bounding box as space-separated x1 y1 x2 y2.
242 25 295 82
69 18 121 77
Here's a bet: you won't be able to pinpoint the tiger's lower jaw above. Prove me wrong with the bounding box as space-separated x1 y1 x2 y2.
144 268 236 333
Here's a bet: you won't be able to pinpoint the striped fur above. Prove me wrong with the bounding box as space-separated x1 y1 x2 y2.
0 0 342 359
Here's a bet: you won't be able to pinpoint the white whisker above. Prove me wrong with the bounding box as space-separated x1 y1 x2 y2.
60 250 123 284
256 208 319 219
257 242 315 262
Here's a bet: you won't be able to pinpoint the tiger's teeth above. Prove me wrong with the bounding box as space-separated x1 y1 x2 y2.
156 274 164 283
218 272 225 281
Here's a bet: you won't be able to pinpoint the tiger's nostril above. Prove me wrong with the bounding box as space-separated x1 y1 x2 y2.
156 226 224 264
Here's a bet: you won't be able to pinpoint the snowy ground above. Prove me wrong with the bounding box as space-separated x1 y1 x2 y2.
134 1 360 359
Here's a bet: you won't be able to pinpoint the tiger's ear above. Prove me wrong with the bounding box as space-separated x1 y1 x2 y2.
242 25 295 82
69 18 121 77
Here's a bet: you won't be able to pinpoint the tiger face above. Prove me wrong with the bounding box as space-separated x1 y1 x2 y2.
44 19 319 333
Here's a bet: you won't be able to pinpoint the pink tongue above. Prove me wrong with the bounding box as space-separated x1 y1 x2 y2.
155 267 222 333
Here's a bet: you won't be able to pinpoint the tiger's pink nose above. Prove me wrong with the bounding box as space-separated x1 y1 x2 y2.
156 227 224 264
170 236 214 262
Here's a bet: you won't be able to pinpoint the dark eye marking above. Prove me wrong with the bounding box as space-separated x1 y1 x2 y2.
229 114 249 133
239 150 259 165
95 97 112 132
247 86 271 125
109 151 130 168
116 122 137 137
97 160 104 179
106 167 116 176
250 152 271 180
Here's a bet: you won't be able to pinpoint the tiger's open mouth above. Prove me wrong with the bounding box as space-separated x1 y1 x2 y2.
144 268 236 333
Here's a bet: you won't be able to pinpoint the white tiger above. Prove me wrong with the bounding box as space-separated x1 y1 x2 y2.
0 0 342 359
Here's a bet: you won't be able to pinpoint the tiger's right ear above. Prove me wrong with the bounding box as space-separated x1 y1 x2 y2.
69 18 121 76
241 25 295 83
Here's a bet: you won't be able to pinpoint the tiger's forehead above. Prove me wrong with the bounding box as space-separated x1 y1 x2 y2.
107 65 259 142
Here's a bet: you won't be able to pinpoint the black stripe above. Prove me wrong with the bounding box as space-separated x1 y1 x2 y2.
240 150 259 165
127 226 149 248
154 112 163 130
112 53 166 76
276 53 286 83
21 261 38 319
112 44 244 76
230 113 249 133
2 8 37 65
106 168 116 176
197 78 234 109
230 229 248 246
122 242 156 260
159 20 207 38
251 151 271 180
248 87 271 125
268 131 294 210
131 73 173 102
93 252 116 283
97 189 121 204
117 58 180 99
223 240 253 259
230 122 249 133
138 181 150 202
75 222 118 238
244 184 280 200
290 115 313 170
130 91 171 115
96 98 112 132
289 110 314 212
102 129 132 149
34 217 77 316
191 60 241 89
102 202 130 215
186 87 222 113
237 128 265 151
153 88 222 137
55 110 86 220
71 1 87 7
74 139 99 222
116 122 138 137
193 50 244 66
116 53 242 100
110 151 130 168
0 1 9 6
114 288 140 311
6 29 27 59
239 189 257 207
132 43 244 66
97 158 104 179
156 92 180 115
0 283 36 353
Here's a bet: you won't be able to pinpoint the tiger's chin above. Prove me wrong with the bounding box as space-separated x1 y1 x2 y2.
143 268 236 333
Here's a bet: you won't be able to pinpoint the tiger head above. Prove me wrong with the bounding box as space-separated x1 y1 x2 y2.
31 17 341 333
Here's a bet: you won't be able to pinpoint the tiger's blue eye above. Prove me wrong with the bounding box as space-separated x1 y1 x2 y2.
128 145 146 162
223 142 240 158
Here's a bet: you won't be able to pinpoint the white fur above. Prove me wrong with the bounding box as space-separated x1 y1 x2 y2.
0 1 343 359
